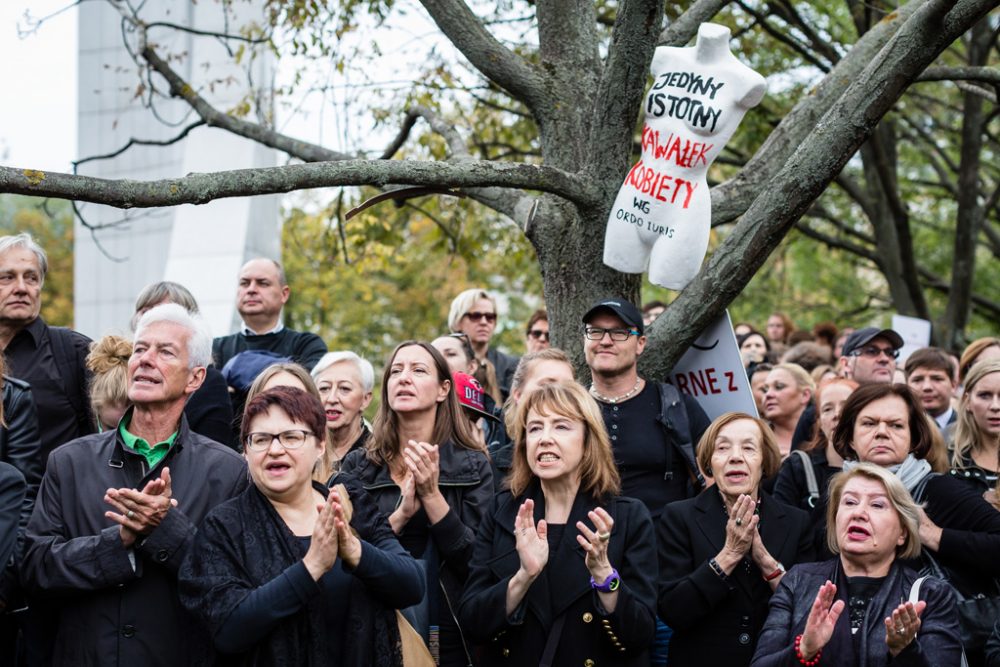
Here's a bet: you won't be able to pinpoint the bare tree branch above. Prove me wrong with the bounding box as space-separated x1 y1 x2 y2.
918 65 1000 84
73 121 206 169
658 0 731 46
142 46 353 162
418 0 549 112
0 160 599 210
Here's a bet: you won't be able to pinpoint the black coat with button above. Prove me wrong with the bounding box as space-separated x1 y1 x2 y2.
459 482 657 667
21 411 248 666
656 488 814 667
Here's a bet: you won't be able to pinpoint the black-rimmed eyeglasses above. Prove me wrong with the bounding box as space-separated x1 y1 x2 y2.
584 326 639 341
245 430 314 452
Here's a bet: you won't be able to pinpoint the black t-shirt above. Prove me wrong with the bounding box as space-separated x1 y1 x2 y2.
598 382 688 520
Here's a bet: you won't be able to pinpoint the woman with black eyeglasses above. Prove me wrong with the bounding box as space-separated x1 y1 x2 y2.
448 288 520 401
178 386 424 665
524 309 550 354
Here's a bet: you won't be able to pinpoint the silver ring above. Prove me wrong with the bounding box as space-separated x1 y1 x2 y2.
735 518 743 527
127 510 135 519
895 626 905 634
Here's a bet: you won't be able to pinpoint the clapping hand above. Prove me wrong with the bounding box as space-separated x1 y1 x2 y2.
303 490 340 581
331 486 363 569
799 580 845 660
884 600 925 656
514 499 548 578
104 467 178 548
723 494 758 557
576 507 615 581
403 440 441 498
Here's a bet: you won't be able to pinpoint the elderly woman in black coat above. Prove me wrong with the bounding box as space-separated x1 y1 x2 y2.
752 463 962 666
657 412 814 666
459 382 657 666
178 387 423 665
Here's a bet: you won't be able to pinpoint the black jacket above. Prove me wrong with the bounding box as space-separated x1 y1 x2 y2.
337 442 493 664
486 347 519 401
184 366 236 449
459 484 657 666
751 559 962 667
0 377 42 547
654 382 712 494
0 462 25 581
656 489 814 666
21 412 249 666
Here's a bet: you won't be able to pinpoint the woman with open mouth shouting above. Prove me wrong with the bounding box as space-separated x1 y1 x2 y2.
752 463 962 666
459 381 658 666
656 412 814 666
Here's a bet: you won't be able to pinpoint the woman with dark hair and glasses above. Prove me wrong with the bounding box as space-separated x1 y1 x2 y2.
524 309 550 354
178 386 423 665
448 288 520 401
337 341 493 666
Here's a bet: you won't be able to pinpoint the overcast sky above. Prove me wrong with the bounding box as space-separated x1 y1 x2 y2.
0 1 78 173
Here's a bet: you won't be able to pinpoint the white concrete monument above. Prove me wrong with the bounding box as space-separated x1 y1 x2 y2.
603 23 767 290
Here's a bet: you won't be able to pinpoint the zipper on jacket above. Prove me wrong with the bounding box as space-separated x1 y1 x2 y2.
438 577 473 667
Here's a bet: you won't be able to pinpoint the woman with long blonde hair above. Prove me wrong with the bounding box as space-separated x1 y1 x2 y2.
950 359 1000 509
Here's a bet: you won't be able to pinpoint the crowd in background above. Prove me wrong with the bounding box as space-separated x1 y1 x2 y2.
0 230 998 666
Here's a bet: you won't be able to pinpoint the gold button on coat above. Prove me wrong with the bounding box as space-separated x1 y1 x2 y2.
502 648 510 657
584 660 595 667
582 612 593 623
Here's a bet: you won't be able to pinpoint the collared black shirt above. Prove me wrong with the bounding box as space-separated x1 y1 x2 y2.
4 317 93 466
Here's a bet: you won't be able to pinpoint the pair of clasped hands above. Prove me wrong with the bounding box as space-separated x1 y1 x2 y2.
104 467 178 549
392 439 446 526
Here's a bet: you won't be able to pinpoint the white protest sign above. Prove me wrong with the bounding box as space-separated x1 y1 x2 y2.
603 23 766 290
891 314 932 364
666 310 758 420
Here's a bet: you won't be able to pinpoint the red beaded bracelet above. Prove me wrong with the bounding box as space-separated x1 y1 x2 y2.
794 634 821 666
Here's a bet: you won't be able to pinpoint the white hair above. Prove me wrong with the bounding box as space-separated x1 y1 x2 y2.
311 351 375 393
134 303 213 369
0 233 48 279
447 288 496 332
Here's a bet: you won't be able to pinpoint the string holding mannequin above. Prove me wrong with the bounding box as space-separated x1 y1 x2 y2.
603 22 767 290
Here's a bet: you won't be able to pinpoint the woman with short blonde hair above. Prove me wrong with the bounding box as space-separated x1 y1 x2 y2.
754 463 961 666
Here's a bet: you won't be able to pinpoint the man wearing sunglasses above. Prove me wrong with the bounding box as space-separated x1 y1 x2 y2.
523 309 550 354
447 288 520 401
837 327 904 385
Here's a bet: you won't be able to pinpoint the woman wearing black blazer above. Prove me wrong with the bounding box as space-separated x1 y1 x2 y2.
657 412 814 666
459 382 657 666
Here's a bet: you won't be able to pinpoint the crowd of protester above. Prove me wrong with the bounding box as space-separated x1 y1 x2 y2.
0 230 998 666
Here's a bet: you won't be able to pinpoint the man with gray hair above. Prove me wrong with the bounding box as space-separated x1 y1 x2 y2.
22 303 247 666
0 233 92 466
212 257 327 370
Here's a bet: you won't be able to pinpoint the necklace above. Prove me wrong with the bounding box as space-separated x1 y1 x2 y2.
589 378 642 404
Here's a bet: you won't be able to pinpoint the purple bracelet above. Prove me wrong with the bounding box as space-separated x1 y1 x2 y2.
590 568 621 592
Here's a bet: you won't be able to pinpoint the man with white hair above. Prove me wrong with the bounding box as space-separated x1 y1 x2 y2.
22 303 248 666
0 232 92 467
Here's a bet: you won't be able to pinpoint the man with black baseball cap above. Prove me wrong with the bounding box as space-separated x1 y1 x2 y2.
581 297 710 519
838 326 904 384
